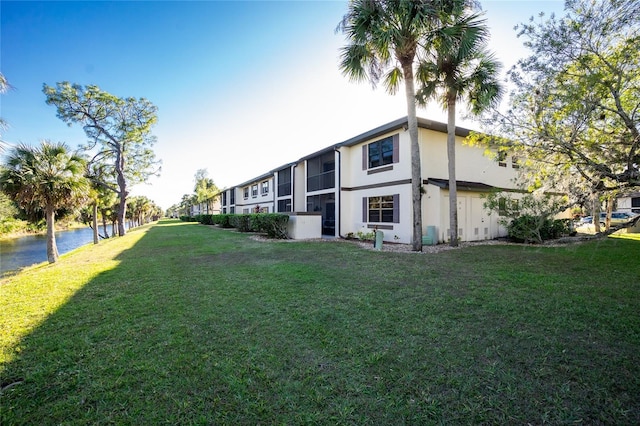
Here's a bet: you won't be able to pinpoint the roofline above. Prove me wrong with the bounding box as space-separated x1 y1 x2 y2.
337 116 472 149
230 116 475 188
235 171 274 188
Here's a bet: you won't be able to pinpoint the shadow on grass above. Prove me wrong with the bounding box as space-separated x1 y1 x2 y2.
2 221 640 424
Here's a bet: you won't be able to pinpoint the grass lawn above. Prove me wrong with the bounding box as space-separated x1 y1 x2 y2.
1 219 639 424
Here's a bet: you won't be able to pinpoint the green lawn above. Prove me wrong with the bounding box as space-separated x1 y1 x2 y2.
1 219 639 424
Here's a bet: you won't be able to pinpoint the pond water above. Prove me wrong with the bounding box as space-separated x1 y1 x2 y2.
0 227 97 276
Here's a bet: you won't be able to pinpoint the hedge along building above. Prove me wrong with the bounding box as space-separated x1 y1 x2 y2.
220 116 520 244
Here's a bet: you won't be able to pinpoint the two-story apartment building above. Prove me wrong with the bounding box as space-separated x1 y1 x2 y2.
219 117 519 244
233 172 275 214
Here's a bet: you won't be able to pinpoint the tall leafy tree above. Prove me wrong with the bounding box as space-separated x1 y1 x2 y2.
43 82 160 237
0 141 90 263
416 2 503 246
481 0 640 225
338 0 439 251
194 168 219 214
127 196 159 227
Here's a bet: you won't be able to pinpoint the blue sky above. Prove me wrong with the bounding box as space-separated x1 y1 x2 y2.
1 0 564 209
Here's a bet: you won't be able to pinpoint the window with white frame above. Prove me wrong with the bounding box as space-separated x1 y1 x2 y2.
243 187 249 199
261 180 269 195
251 184 258 197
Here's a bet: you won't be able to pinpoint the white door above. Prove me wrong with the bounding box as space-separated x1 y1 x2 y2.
470 197 491 241
442 196 467 242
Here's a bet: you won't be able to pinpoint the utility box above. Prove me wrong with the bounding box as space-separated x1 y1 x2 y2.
374 230 384 250
426 225 437 245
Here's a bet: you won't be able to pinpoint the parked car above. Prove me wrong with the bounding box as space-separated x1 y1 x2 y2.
578 211 639 227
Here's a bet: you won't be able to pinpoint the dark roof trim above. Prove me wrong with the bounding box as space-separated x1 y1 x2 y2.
270 162 297 174
342 179 412 192
426 178 497 192
298 146 337 162
236 171 274 188
425 178 526 193
337 116 472 149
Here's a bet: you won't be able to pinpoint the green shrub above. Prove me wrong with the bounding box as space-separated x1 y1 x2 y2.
0 218 31 236
260 214 289 239
225 213 288 238
213 214 234 228
508 215 574 243
199 214 214 225
230 214 251 232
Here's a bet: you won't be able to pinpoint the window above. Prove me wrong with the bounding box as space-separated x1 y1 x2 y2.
363 135 399 170
307 152 335 192
230 206 235 214
497 151 507 167
278 199 292 212
230 189 235 205
222 192 227 206
278 167 292 197
512 156 520 169
261 180 269 195
362 194 399 223
369 137 393 168
251 184 258 198
242 208 250 214
243 187 249 199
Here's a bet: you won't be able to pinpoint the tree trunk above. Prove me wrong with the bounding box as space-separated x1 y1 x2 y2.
92 202 99 245
592 190 601 233
447 93 459 247
45 205 59 263
102 212 109 239
116 147 128 237
403 62 423 252
605 194 613 230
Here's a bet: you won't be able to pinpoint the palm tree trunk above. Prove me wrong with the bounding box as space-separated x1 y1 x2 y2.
45 205 59 263
102 212 109 239
92 202 99 244
403 63 423 252
447 93 459 247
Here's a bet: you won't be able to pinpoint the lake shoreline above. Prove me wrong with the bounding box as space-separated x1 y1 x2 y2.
0 222 90 241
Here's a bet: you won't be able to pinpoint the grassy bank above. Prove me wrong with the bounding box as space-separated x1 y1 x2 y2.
1 220 639 424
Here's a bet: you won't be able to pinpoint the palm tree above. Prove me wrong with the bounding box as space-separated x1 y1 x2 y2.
416 3 503 246
0 141 90 263
0 73 11 152
338 0 439 251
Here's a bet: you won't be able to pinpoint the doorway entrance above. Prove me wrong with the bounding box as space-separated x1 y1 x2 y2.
307 193 336 236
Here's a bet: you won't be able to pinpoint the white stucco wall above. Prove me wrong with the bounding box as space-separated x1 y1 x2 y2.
338 125 517 244
286 213 322 239
421 128 518 188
